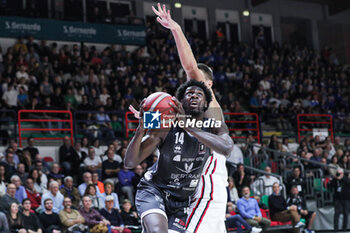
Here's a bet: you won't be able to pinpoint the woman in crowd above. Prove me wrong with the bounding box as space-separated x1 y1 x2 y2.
6 203 26 233
83 184 104 210
101 182 120 210
329 155 341 177
28 169 47 194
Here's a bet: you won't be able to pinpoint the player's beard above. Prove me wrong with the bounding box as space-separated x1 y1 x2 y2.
183 102 203 117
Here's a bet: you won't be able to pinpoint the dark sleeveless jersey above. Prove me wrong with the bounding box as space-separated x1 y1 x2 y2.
144 126 211 200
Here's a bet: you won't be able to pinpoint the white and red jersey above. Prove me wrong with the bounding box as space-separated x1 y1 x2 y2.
186 151 228 233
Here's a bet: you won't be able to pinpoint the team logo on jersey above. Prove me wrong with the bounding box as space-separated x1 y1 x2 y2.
189 179 199 188
143 110 161 129
174 145 182 154
173 154 181 162
199 144 206 154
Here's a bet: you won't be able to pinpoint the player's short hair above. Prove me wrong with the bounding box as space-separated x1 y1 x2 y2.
197 63 213 81
176 80 212 110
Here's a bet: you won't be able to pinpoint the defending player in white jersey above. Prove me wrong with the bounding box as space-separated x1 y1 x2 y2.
151 4 232 233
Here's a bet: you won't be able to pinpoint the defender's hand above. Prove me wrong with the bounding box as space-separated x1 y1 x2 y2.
152 3 178 30
136 99 146 132
129 105 141 119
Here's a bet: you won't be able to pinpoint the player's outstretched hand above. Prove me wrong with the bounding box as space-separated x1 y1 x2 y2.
152 3 177 30
129 105 141 119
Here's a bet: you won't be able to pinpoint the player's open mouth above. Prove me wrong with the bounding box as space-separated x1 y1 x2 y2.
190 101 199 107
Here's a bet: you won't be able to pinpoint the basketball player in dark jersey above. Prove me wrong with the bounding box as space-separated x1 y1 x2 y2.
125 80 233 233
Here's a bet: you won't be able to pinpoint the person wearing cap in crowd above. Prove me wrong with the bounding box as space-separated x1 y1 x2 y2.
99 195 131 233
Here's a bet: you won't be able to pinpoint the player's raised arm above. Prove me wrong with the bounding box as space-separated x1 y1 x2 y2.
152 3 203 81
124 101 163 168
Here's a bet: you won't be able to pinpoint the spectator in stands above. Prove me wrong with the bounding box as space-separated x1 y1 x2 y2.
252 166 280 196
0 211 9 232
84 147 102 177
39 198 61 233
72 141 87 178
2 83 18 109
28 168 47 194
328 155 341 178
334 137 345 152
22 198 42 233
91 139 104 157
41 181 64 214
99 195 131 233
6 202 25 233
102 144 122 163
92 172 104 194
225 214 262 233
0 165 7 197
131 165 143 193
31 156 49 177
20 150 32 171
118 163 135 206
102 149 121 184
78 171 102 197
24 137 39 161
236 186 270 231
285 167 306 196
14 163 27 184
59 197 86 232
84 184 104 210
10 175 27 204
48 163 64 184
120 199 139 227
310 148 322 168
331 168 350 230
60 176 81 209
233 164 251 197
79 196 110 232
227 176 239 212
339 155 349 170
0 183 19 211
287 186 316 233
101 182 120 210
2 152 16 177
25 177 41 211
59 136 78 176
268 183 305 232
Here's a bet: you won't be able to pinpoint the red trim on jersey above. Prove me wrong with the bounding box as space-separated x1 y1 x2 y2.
194 159 217 232
186 175 205 227
205 155 214 175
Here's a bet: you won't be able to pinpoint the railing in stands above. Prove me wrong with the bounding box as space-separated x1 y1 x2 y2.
224 112 261 143
0 109 17 145
18 110 74 147
125 111 138 139
297 114 334 143
73 110 125 141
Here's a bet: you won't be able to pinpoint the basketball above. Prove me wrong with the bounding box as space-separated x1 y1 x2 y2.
143 92 176 119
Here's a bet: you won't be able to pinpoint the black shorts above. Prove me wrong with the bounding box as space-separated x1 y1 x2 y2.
301 211 314 222
136 178 188 233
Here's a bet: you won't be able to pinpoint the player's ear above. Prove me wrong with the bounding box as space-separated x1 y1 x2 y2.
208 81 213 88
